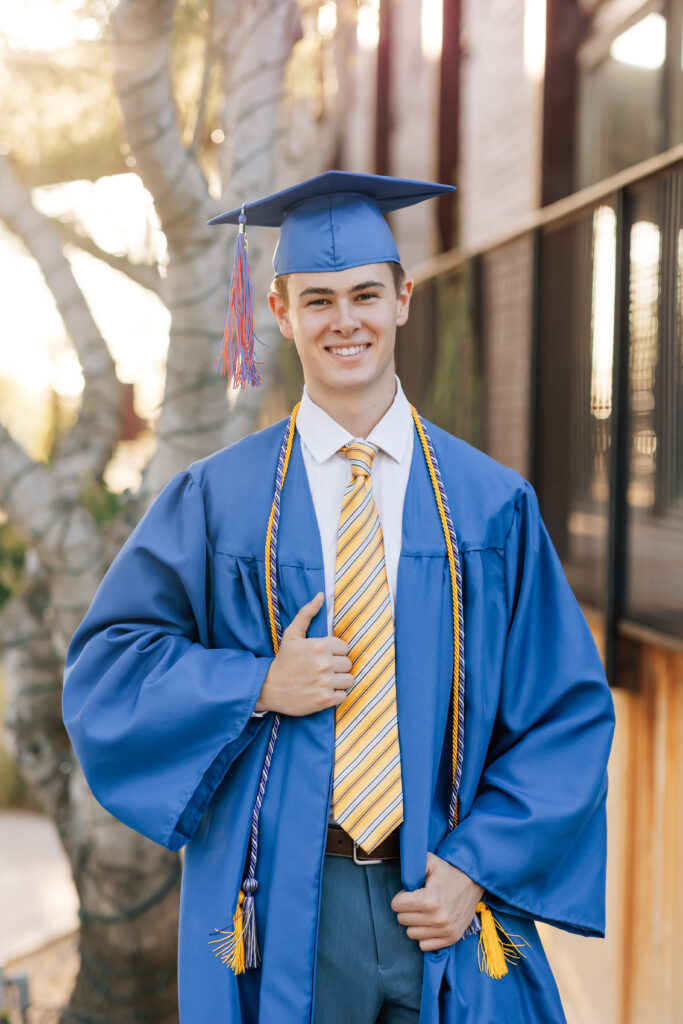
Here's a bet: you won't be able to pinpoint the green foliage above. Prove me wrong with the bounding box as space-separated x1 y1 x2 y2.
80 477 124 529
423 266 484 448
396 263 483 446
0 522 25 612
0 666 30 811
170 0 230 181
0 529 31 811
0 41 125 187
276 339 305 412
0 743 29 810
0 0 213 187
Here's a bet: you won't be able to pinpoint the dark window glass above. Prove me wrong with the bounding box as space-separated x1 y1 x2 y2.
535 202 617 612
481 238 535 478
577 6 667 188
397 266 483 447
624 169 683 637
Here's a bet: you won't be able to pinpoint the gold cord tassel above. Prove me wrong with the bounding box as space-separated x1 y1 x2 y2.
476 902 529 980
209 889 246 974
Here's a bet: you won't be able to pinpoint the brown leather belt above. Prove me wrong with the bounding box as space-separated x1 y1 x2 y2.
325 825 400 864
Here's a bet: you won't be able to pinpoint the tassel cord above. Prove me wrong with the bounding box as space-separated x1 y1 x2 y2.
411 408 465 829
215 212 262 388
211 407 299 973
475 902 529 980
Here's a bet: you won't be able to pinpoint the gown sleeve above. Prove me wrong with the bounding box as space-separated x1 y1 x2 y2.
62 470 272 851
437 480 615 936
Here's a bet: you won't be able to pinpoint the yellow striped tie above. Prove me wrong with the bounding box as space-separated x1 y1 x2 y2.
332 441 403 853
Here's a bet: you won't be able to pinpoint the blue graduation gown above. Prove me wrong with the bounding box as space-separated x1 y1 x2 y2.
63 416 615 1023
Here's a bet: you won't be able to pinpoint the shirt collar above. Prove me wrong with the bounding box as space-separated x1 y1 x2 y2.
296 376 413 465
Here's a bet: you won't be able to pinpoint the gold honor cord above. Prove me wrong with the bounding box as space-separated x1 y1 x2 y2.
264 401 301 656
410 407 461 820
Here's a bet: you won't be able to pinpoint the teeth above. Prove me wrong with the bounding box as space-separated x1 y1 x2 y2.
329 345 368 356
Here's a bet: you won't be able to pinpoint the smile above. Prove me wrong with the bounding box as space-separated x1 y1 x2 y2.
326 344 370 357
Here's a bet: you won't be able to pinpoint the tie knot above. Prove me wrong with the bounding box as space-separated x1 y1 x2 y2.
340 440 378 477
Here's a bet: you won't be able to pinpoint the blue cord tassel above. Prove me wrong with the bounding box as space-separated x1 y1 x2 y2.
241 878 260 969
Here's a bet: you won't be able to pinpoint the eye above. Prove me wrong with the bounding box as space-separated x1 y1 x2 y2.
306 298 331 307
355 291 378 301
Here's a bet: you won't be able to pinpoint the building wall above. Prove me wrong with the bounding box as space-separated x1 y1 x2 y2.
387 0 440 266
481 236 534 475
341 1 543 254
342 24 376 174
460 0 543 250
541 638 683 1024
341 0 439 266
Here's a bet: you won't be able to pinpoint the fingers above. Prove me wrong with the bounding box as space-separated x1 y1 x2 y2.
283 592 324 638
330 675 356 706
391 889 426 913
417 937 454 952
406 927 451 941
394 897 437 917
329 637 350 655
394 912 428 926
331 655 353 673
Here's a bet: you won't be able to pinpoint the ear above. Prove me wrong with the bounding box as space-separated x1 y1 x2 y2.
395 276 414 327
268 291 294 339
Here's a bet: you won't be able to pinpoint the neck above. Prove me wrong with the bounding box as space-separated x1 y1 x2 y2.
305 375 398 437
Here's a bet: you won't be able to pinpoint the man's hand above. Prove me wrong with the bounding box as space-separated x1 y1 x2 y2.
255 592 354 716
391 852 484 952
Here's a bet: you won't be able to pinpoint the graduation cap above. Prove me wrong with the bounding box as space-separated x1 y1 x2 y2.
208 170 455 388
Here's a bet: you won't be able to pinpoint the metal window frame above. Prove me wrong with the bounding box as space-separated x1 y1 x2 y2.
604 187 633 684
407 145 683 674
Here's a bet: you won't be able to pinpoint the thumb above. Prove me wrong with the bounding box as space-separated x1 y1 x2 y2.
283 591 325 639
425 851 440 878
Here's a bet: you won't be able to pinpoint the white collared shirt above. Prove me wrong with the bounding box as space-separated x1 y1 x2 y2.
296 376 414 635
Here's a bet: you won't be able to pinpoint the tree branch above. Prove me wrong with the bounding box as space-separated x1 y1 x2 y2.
216 0 301 205
0 156 123 484
190 0 216 153
0 426 63 547
55 218 162 295
1 583 71 826
0 424 107 651
111 0 217 248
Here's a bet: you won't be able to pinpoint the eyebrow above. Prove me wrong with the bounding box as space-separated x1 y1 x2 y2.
298 280 386 298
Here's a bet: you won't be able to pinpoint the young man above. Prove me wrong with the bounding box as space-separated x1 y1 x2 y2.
63 172 615 1023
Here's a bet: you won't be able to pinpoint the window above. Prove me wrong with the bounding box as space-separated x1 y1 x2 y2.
577 2 670 188
624 170 683 637
535 203 617 612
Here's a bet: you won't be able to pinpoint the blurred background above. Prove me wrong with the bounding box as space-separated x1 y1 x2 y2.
0 1 681 1021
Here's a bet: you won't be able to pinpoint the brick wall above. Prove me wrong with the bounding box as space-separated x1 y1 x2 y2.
482 236 534 475
388 0 440 266
460 0 543 250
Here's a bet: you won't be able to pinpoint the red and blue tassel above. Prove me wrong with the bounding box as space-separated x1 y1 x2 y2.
215 210 262 388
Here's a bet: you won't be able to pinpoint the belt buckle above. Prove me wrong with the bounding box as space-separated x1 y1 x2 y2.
353 840 382 866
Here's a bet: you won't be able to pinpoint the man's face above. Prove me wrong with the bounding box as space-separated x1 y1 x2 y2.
268 262 413 402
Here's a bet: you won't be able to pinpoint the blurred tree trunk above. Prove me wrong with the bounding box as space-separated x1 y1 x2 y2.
0 0 344 1020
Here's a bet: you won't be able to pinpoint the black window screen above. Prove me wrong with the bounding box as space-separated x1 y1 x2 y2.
624 170 683 637
535 202 617 613
397 264 483 449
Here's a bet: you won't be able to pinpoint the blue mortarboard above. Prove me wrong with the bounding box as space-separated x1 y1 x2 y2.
208 170 455 387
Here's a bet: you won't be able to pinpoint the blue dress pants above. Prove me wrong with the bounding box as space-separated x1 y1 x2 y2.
313 853 424 1024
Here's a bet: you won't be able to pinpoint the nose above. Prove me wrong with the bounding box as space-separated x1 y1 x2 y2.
331 299 361 336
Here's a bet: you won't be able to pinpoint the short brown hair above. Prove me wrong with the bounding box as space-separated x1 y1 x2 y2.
270 262 405 309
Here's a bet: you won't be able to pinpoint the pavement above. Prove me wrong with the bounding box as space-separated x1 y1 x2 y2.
0 811 78 964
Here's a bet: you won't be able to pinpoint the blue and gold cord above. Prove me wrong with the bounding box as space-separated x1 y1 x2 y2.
211 404 525 978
